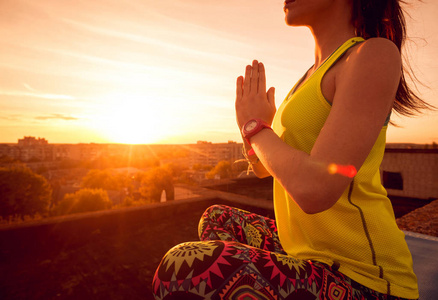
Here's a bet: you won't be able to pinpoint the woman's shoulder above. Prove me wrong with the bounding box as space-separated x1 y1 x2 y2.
360 37 399 49
336 37 401 85
334 37 402 102
348 37 401 68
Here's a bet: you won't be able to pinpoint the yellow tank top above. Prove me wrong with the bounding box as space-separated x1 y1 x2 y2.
272 37 418 298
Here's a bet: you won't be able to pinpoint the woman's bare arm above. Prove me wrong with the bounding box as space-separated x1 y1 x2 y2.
241 139 271 178
236 38 401 213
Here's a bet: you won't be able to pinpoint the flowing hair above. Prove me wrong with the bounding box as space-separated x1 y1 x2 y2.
351 0 434 118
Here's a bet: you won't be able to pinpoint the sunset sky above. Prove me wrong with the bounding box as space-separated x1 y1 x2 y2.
1 0 437 144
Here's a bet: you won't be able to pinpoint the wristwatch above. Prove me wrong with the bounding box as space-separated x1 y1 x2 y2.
242 119 272 144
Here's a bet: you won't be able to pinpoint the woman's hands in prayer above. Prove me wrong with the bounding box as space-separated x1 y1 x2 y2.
235 60 277 130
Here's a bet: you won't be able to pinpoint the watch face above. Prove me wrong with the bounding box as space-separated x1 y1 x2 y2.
245 120 258 132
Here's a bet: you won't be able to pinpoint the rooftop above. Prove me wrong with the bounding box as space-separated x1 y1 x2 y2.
0 183 437 299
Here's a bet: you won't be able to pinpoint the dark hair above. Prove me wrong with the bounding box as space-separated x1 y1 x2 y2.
351 0 434 118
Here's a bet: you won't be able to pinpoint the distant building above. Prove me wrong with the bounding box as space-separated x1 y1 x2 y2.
0 144 13 157
381 148 438 199
18 136 48 146
187 141 243 167
3 137 437 200
67 144 103 161
15 136 53 162
19 144 54 162
53 145 71 161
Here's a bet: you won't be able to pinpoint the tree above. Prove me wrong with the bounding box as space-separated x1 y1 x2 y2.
192 163 213 171
161 163 186 180
81 169 127 190
139 166 174 203
206 161 232 179
53 188 112 216
0 165 52 219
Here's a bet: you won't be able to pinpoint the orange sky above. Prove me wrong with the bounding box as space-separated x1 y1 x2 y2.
1 0 437 144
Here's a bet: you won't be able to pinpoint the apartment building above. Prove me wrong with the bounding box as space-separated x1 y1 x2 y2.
2 137 437 200
187 141 243 167
381 148 438 199
1 137 53 162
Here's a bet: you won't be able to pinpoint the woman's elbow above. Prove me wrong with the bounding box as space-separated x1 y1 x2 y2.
251 166 271 179
288 185 339 214
254 172 271 179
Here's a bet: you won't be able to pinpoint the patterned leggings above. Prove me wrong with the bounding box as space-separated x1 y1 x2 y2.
152 205 411 300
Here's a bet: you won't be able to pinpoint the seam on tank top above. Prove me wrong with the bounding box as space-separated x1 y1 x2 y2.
347 181 377 268
387 280 391 296
347 180 392 295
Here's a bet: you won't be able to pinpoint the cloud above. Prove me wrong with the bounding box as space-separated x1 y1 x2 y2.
0 114 23 121
0 90 76 101
34 113 79 121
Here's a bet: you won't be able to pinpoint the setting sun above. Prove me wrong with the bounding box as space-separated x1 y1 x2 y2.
0 0 437 144
91 93 176 144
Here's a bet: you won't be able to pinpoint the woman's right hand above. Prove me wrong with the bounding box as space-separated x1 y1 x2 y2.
235 60 276 131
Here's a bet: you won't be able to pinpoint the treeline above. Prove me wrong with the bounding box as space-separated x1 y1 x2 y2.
0 164 180 223
0 159 247 224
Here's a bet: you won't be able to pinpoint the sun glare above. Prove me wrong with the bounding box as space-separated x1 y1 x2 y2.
92 93 172 144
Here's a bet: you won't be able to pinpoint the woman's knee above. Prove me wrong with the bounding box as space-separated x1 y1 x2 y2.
202 204 232 219
153 240 227 296
198 204 234 238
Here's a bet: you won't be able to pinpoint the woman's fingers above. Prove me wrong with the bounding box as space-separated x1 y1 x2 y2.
244 64 252 94
236 76 243 101
258 62 267 94
236 61 276 127
236 76 242 96
251 60 259 93
239 60 270 99
267 87 276 108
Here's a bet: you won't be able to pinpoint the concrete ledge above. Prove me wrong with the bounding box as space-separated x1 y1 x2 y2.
0 191 273 261
0 196 214 258
1 192 436 299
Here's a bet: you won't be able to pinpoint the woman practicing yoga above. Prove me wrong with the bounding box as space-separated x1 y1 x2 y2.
153 1 432 299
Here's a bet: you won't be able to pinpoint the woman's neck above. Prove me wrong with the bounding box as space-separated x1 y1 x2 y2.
307 4 356 71
311 31 356 69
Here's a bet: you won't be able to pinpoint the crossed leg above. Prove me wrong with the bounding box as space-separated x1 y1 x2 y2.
152 205 409 300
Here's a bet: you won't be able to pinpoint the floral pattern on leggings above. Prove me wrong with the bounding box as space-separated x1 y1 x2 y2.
152 205 413 300
198 205 285 254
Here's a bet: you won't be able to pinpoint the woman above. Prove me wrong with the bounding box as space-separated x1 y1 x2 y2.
153 1 431 299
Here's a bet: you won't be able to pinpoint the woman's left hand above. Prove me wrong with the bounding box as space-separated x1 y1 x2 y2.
235 60 276 130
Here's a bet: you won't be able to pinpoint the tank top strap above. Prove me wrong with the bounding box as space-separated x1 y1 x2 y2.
286 37 365 99
314 36 365 80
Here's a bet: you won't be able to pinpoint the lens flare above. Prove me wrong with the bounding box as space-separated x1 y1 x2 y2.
328 163 357 178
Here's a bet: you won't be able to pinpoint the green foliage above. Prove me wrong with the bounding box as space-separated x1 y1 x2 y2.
161 163 185 178
0 165 52 219
233 160 249 176
206 161 232 179
53 188 112 216
139 166 174 203
81 169 128 190
192 163 213 171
